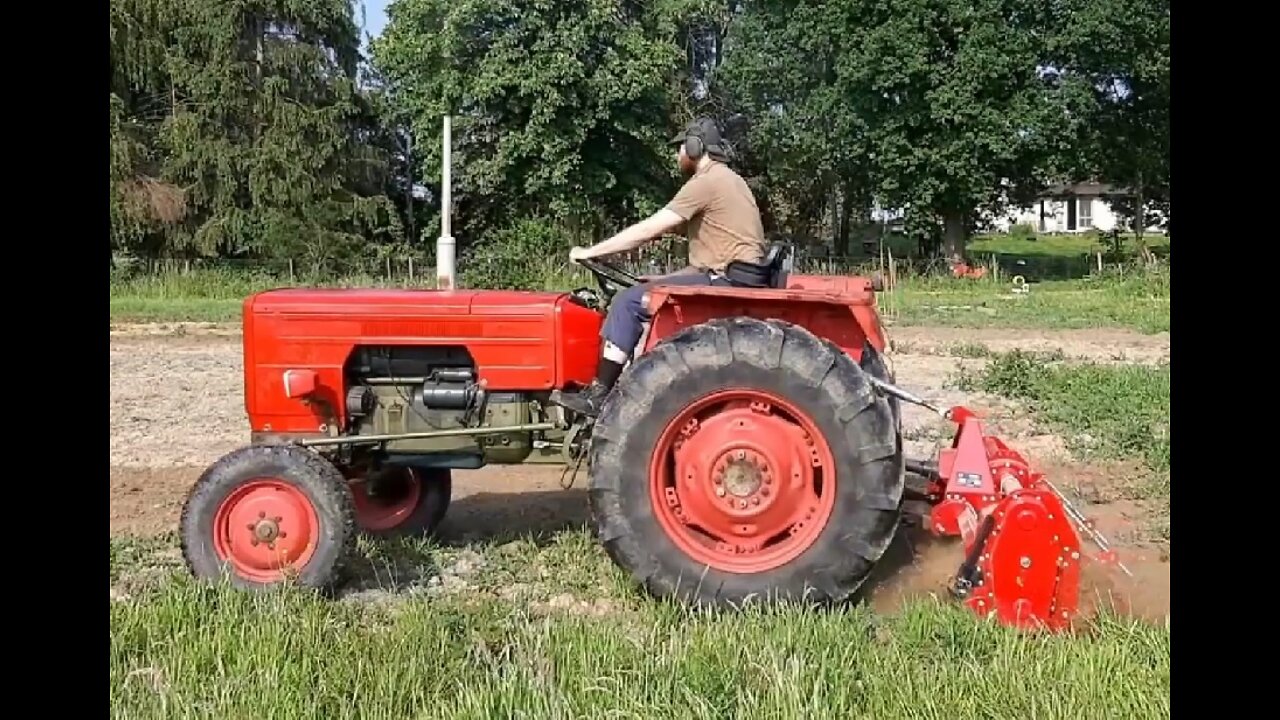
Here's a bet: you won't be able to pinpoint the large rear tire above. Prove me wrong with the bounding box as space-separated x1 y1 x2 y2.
588 317 904 607
180 444 357 592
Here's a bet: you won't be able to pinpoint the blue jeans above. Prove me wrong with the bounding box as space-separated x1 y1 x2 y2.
601 271 732 354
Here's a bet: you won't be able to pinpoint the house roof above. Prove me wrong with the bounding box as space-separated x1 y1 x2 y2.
1040 181 1132 197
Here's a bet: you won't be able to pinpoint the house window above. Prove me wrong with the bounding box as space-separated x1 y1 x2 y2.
1078 199 1093 230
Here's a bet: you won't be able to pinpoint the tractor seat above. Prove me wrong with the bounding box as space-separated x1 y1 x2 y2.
724 242 793 288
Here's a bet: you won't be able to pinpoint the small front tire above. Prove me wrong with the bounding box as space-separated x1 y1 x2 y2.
180 444 357 592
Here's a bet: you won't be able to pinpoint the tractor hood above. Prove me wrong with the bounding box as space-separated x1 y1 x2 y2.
245 287 569 317
239 286 604 405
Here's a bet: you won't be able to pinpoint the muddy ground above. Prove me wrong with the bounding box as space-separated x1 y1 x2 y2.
109 322 1171 622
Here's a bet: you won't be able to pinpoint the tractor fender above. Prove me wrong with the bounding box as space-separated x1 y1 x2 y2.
642 278 887 361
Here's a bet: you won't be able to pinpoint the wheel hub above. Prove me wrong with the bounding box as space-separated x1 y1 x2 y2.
251 516 281 543
719 453 766 498
212 479 317 582
650 389 837 573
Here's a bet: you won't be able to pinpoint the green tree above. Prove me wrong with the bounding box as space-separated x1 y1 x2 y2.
110 0 187 255
1063 0 1169 252
371 0 703 248
109 0 401 267
716 1 874 250
715 0 1094 261
832 0 1085 261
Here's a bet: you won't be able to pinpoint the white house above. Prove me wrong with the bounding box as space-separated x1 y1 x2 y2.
986 182 1165 234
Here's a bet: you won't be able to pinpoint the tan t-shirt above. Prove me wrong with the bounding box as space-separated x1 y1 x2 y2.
664 162 766 272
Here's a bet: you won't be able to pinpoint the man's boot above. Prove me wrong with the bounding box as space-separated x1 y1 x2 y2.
550 356 625 418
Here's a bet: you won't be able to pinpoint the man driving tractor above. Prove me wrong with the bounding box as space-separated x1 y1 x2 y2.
551 117 768 418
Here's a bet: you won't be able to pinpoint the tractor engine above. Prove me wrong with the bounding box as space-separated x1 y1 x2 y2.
238 286 605 468
343 346 539 467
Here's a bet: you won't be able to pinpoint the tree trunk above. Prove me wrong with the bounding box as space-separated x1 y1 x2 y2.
404 131 416 244
1132 185 1155 265
942 211 967 263
838 186 853 254
829 186 839 250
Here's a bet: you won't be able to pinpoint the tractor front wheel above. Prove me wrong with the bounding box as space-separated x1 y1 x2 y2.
350 466 452 538
179 444 357 592
588 317 904 607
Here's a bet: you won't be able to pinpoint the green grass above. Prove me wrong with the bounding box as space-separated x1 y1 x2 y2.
967 232 1170 258
110 534 1170 720
952 351 1171 538
884 269 1169 334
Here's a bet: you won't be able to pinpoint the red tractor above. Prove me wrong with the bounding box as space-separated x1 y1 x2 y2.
179 247 1124 631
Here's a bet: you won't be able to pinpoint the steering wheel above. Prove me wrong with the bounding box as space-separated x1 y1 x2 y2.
574 257 642 301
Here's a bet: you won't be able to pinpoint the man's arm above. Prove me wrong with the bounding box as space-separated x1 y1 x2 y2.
572 208 685 261
572 174 712 262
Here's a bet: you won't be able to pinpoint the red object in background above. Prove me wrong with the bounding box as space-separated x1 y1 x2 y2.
951 262 987 279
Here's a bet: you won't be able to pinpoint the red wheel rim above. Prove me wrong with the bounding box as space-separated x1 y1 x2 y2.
350 467 423 532
648 388 838 574
212 479 320 583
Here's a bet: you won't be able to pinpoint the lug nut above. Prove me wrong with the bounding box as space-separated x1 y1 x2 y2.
715 487 726 497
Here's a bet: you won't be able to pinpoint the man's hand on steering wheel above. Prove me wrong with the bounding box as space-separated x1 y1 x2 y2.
569 245 594 264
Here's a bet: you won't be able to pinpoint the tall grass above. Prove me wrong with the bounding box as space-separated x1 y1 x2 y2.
110 573 1170 720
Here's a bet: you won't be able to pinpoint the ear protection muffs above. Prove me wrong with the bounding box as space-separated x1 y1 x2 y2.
683 130 704 160
682 119 708 160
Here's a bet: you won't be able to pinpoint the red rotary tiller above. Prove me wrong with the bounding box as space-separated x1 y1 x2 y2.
871 377 1131 632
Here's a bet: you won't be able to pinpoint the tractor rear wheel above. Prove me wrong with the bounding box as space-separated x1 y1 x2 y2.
179 444 357 592
350 466 452 538
588 317 904 607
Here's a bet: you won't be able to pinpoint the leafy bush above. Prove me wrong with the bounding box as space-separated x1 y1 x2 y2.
1007 222 1037 240
460 216 576 291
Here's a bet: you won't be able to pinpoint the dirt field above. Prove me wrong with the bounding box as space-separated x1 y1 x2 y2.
109 322 1171 621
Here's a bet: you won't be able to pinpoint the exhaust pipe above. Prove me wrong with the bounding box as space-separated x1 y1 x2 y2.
436 115 456 290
